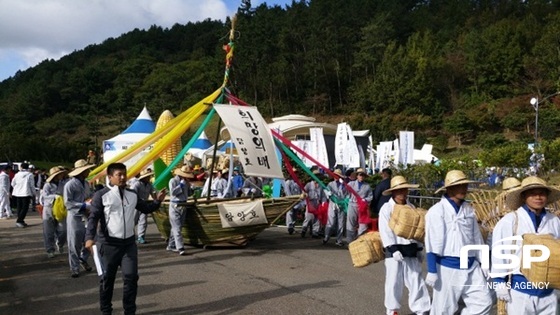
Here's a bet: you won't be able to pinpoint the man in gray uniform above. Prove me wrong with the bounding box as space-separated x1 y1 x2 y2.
130 169 156 244
284 168 303 235
346 168 373 242
167 165 193 256
64 159 96 278
323 168 349 246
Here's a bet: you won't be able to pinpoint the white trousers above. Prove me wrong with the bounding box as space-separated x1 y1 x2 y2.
0 192 12 217
505 289 557 315
430 263 492 315
384 257 431 314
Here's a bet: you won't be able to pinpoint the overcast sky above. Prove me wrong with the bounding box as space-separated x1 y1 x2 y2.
0 0 292 82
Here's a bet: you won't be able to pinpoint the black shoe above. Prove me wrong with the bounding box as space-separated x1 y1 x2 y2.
322 239 327 245
288 228 294 235
71 271 80 278
335 241 345 247
301 231 306 238
80 260 92 272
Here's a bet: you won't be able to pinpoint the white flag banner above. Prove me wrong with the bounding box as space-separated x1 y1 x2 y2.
334 123 348 167
376 144 383 170
392 139 399 168
368 135 375 170
399 131 415 167
358 144 366 169
378 141 393 169
345 124 361 168
310 127 329 167
292 140 314 167
213 105 283 179
218 200 268 228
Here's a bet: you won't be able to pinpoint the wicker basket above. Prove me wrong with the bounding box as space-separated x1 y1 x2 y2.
520 233 560 289
349 231 384 267
388 204 427 242
497 299 507 315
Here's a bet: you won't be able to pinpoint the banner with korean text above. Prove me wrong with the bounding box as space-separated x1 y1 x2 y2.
217 200 268 228
213 105 284 178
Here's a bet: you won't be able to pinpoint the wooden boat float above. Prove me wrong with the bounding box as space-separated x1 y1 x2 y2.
152 195 302 247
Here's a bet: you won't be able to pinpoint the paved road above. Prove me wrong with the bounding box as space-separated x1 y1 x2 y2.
0 211 444 315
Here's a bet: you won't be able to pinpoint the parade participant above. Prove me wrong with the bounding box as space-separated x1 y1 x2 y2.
0 165 13 219
201 169 228 198
242 175 263 197
424 170 492 314
322 169 348 246
372 168 392 215
40 166 68 258
130 169 157 244
379 176 430 315
64 159 95 278
492 176 560 314
231 166 244 197
11 162 35 227
485 177 521 246
346 168 373 242
301 170 326 238
85 162 166 315
284 168 304 235
167 165 193 255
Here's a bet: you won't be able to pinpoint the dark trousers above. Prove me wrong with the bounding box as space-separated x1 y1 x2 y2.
15 196 31 223
99 242 139 315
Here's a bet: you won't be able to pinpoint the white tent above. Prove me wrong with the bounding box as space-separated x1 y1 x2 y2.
188 131 213 159
102 106 155 168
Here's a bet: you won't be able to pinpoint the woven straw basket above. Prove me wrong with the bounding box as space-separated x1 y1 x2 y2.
521 233 560 289
349 232 384 267
497 300 507 315
389 204 427 242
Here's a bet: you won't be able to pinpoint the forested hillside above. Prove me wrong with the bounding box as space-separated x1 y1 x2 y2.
1 0 559 169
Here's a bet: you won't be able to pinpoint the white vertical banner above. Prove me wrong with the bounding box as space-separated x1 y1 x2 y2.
213 105 283 179
399 131 415 167
392 139 399 168
375 144 383 170
358 144 366 169
345 124 361 168
368 135 375 171
310 127 329 168
334 123 348 167
378 141 393 170
292 140 314 167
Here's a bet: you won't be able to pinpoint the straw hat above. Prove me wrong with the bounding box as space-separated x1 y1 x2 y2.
504 176 560 210
356 168 368 176
333 168 345 178
502 177 521 191
68 159 95 177
435 170 479 194
46 166 68 183
382 175 419 196
312 169 321 175
138 169 154 180
173 166 194 179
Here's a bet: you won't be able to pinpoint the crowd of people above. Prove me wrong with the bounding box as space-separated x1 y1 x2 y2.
3 154 560 314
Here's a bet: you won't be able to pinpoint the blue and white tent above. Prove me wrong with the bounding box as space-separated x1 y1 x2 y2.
188 131 213 159
102 106 155 167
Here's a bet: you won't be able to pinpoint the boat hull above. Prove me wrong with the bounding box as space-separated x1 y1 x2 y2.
152 196 301 247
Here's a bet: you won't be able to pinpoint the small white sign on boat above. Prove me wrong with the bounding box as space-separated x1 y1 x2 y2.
217 200 268 228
